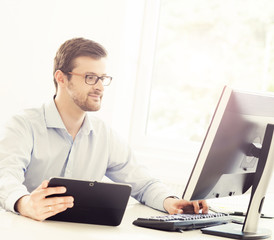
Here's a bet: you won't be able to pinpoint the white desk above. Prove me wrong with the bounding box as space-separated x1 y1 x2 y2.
0 199 273 240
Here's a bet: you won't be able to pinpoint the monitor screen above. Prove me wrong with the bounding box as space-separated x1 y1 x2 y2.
182 86 274 239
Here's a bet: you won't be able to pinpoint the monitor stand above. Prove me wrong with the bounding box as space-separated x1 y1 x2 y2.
202 124 274 239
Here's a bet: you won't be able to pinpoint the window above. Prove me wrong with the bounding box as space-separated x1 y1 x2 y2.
130 0 274 183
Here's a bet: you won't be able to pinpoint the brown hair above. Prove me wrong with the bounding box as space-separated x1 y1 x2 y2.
53 37 107 92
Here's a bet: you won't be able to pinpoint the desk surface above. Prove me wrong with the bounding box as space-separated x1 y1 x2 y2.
0 198 273 240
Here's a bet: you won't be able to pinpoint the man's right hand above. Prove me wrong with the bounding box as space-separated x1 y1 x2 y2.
15 180 74 221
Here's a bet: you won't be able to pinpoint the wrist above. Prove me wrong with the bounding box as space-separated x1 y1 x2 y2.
163 196 179 213
14 195 29 214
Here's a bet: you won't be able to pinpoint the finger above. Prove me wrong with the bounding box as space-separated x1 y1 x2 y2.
46 202 74 214
36 180 50 190
192 201 200 214
199 200 209 214
174 200 195 214
42 186 67 198
174 199 188 209
31 186 67 202
41 180 49 189
40 202 74 221
44 196 74 207
176 209 183 214
168 207 184 215
29 181 51 202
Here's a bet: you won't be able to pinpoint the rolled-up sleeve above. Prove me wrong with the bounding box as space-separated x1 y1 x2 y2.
105 129 176 212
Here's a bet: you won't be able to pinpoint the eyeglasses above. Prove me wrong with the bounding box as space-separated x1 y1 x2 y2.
67 72 112 86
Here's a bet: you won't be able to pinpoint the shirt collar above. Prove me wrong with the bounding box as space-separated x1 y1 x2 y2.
44 98 94 135
81 114 94 135
44 99 65 129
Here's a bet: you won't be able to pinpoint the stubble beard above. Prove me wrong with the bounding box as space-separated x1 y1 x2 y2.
72 95 102 112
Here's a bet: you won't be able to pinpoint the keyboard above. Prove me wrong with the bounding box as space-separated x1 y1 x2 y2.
132 212 231 232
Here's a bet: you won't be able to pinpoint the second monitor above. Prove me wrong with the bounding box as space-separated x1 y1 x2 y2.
183 86 274 239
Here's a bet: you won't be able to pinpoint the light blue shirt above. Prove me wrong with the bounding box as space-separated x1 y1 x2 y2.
0 100 173 213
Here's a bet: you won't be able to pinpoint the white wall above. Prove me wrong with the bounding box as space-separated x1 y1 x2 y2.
0 0 144 140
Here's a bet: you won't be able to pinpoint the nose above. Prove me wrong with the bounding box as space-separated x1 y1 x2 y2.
93 78 104 91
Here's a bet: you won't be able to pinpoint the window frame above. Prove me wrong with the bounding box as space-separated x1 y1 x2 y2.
129 0 201 165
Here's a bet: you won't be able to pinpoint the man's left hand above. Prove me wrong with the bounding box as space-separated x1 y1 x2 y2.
163 197 208 215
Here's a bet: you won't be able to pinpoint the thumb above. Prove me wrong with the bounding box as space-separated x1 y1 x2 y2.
176 209 183 214
37 180 49 190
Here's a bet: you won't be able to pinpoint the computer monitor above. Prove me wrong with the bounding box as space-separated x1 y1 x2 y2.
182 86 274 239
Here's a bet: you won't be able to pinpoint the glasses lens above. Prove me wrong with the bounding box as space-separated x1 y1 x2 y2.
85 75 98 84
85 75 112 86
102 76 112 86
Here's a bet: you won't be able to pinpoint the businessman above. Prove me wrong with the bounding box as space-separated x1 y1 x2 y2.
0 37 208 221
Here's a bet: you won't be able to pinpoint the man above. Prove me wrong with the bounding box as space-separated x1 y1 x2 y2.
0 38 208 221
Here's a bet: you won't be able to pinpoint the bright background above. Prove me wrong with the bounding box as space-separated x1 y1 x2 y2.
0 0 147 133
1 0 274 197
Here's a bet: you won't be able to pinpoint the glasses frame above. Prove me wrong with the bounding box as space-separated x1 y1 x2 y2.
67 72 112 86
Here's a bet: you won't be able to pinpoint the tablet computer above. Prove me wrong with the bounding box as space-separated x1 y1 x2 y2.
46 177 132 226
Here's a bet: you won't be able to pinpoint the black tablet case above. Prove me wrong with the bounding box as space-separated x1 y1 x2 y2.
47 177 132 226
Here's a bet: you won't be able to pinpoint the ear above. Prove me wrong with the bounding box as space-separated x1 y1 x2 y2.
54 70 67 88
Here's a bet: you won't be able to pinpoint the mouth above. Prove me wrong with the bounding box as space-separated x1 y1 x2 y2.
88 93 102 101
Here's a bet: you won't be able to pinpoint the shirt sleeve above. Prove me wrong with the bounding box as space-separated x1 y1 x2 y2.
105 128 177 212
0 115 33 212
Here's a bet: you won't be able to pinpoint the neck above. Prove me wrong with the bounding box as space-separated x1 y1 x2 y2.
54 93 86 140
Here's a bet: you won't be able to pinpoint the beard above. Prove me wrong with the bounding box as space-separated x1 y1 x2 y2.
67 81 103 112
72 95 102 112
